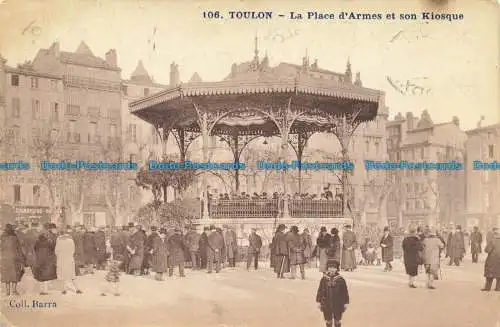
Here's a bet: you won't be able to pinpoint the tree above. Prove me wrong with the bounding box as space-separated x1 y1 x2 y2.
134 198 200 228
135 154 196 204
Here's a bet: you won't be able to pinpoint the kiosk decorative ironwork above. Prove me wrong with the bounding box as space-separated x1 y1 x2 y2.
129 39 381 224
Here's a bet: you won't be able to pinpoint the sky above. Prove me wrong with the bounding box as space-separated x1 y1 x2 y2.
0 0 498 130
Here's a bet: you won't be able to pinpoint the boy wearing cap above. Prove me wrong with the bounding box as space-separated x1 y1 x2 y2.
316 260 349 327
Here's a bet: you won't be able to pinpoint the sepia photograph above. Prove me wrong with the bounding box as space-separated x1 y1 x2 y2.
0 0 499 326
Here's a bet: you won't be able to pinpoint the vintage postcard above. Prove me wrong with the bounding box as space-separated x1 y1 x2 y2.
0 0 499 326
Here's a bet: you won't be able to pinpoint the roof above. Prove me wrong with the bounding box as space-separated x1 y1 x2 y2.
466 123 500 135
5 65 62 79
189 72 202 83
59 41 120 71
130 60 153 84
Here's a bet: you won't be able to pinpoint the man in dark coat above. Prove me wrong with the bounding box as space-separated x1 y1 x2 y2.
224 226 238 267
34 223 57 295
316 260 349 327
127 224 145 275
481 227 500 291
273 224 290 279
198 227 209 269
150 228 169 281
22 222 39 270
447 226 465 266
380 227 394 272
168 228 186 277
288 226 307 280
402 228 423 288
247 228 262 270
95 226 107 270
470 226 483 263
207 225 224 273
83 227 97 274
144 226 158 275
1 224 25 296
341 225 357 271
302 228 313 268
72 225 85 275
184 226 200 270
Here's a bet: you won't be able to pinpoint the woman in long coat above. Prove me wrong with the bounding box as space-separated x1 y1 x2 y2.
168 229 186 277
481 228 500 291
422 229 445 289
55 228 82 294
34 223 58 295
150 228 169 281
316 227 332 273
287 226 307 279
380 227 394 272
1 224 25 296
402 228 422 288
341 225 357 271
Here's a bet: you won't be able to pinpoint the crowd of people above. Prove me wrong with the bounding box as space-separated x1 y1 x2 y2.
1 220 499 299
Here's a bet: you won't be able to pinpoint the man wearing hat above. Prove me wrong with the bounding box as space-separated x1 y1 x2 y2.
341 225 357 272
184 226 200 270
247 228 262 270
207 225 224 273
273 224 290 279
127 224 145 276
144 226 159 275
150 228 170 281
33 223 58 295
168 228 186 277
422 227 445 289
22 222 40 271
198 226 210 269
317 226 332 273
482 227 500 291
288 226 307 280
224 225 238 268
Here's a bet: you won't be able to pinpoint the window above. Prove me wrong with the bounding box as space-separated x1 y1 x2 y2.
88 122 98 143
12 125 21 144
11 98 20 118
51 102 59 121
66 105 80 116
365 141 370 153
83 213 96 228
11 74 19 86
484 171 490 183
406 183 412 193
414 183 419 193
50 80 58 90
13 185 21 202
489 145 494 159
405 200 411 211
144 88 150 96
88 107 100 118
375 142 380 155
128 186 135 201
121 85 128 95
31 99 40 119
68 120 80 143
421 148 425 159
129 154 137 162
128 124 137 142
31 127 40 144
109 124 117 138
485 193 490 210
30 77 39 89
33 185 40 205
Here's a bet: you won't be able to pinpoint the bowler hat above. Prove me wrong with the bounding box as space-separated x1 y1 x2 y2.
320 226 327 232
159 228 167 235
151 226 158 231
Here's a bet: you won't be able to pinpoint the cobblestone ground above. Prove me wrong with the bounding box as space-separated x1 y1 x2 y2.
1 256 499 327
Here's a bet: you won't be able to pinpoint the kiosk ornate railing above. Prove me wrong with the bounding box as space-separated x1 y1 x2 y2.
208 199 343 219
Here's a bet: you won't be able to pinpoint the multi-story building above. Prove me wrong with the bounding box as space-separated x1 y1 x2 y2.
386 111 467 228
1 41 122 227
464 123 500 231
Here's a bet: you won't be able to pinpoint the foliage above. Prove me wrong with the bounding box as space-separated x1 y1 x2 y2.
135 155 197 203
134 198 200 228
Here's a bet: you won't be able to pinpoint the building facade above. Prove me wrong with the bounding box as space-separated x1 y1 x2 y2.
0 41 123 227
464 123 500 231
386 111 467 229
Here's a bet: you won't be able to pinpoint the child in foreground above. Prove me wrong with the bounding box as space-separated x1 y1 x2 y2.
101 255 122 297
316 260 350 327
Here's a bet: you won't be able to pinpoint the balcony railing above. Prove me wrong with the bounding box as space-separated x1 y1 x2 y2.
63 76 121 92
208 198 344 219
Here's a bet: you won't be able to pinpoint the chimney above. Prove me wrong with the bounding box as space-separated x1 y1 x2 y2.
311 59 318 70
105 49 117 67
169 62 180 86
452 116 460 128
231 63 237 78
406 112 414 130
